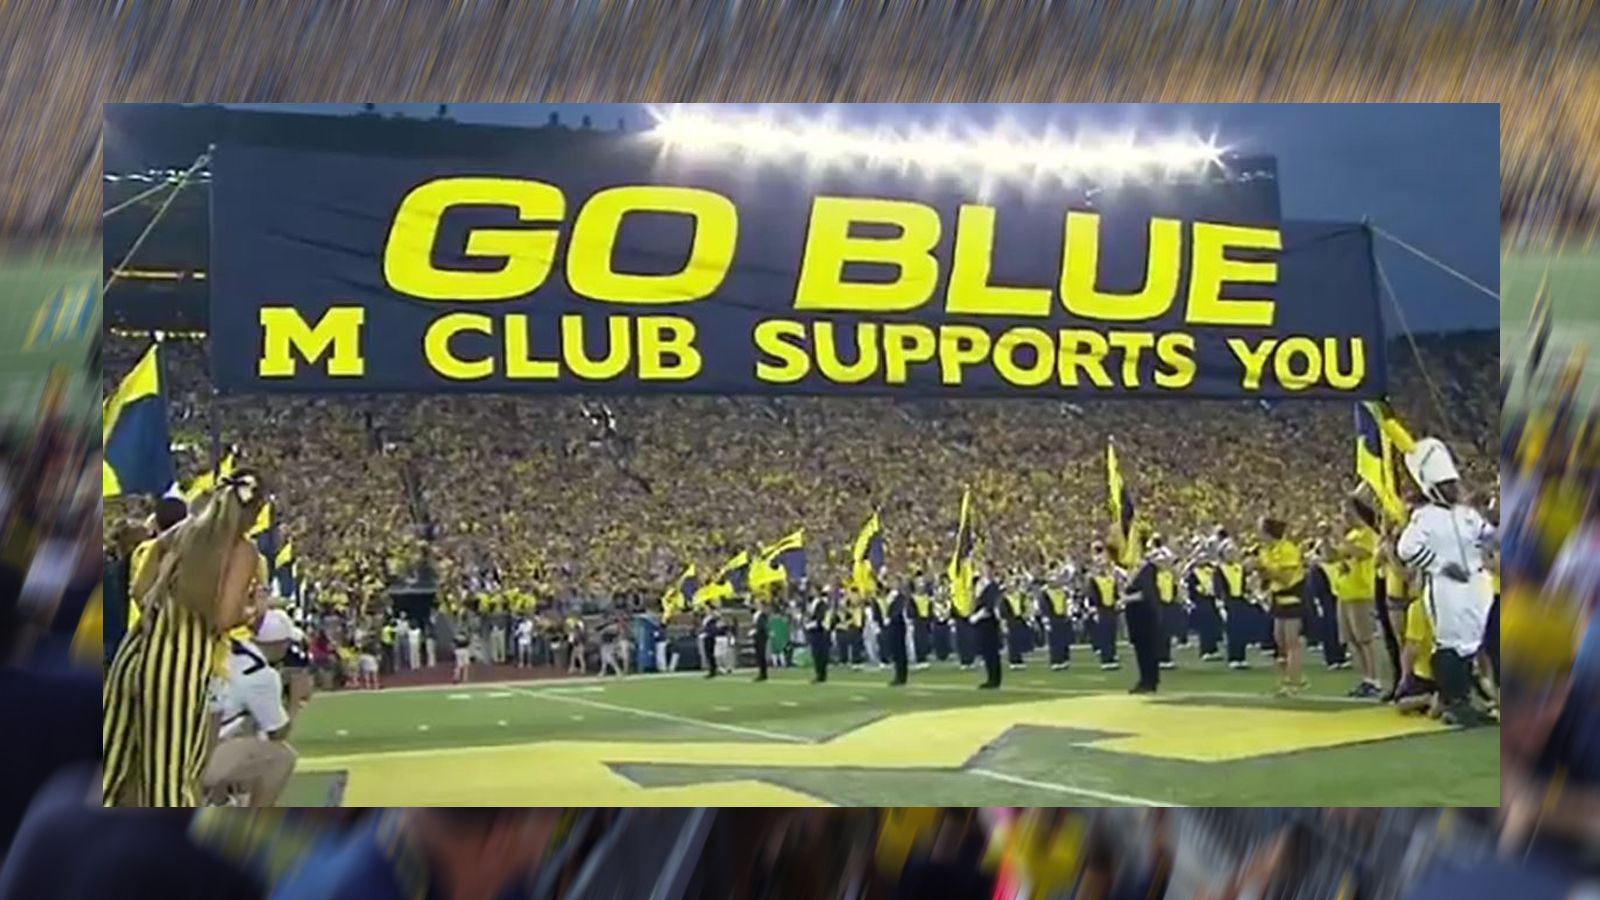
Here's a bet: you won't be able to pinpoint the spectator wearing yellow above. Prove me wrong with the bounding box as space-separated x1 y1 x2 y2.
1256 518 1307 696
1336 499 1383 698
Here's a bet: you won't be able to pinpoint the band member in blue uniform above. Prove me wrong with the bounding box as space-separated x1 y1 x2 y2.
699 606 722 679
1158 531 1184 666
1124 538 1169 693
910 573 933 668
953 576 977 670
1043 571 1073 670
805 588 831 683
1215 535 1253 669
885 581 910 686
932 595 953 662
1004 572 1029 670
1185 544 1223 661
751 604 770 683
972 568 1004 690
1086 543 1121 671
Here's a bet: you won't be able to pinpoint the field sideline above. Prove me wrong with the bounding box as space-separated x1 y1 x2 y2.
284 653 1498 807
1503 247 1600 411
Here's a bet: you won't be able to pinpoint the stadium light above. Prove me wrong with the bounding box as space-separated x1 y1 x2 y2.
646 109 1225 183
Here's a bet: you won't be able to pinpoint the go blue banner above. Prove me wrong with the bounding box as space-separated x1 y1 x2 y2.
209 141 1385 398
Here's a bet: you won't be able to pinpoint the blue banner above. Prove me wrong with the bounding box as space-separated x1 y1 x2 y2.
210 142 1384 398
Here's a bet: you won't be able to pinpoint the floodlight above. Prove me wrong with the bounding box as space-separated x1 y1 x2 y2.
646 109 1226 186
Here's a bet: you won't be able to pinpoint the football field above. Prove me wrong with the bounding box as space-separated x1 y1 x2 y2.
0 247 97 431
284 653 1498 807
1503 245 1600 411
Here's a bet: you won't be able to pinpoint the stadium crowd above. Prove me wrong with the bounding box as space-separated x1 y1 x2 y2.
103 330 1496 691
4 2 1600 246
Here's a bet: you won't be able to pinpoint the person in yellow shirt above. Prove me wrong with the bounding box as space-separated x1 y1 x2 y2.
1256 517 1307 696
1378 544 1415 698
1336 500 1383 698
1396 595 1440 717
125 497 191 636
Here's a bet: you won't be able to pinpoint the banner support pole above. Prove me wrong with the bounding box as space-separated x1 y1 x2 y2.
210 387 222 480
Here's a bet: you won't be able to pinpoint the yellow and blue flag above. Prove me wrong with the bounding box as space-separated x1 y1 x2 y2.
1106 440 1138 566
752 529 807 597
948 488 976 618
1354 401 1413 525
692 580 734 608
272 540 298 601
715 549 751 596
249 501 277 569
694 550 750 607
852 513 885 595
662 564 699 618
102 342 174 498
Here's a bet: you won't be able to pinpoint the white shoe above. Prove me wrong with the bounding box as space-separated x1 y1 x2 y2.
1100 662 1121 671
1229 661 1250 670
915 662 931 670
1009 664 1025 670
1158 661 1177 670
1050 663 1069 671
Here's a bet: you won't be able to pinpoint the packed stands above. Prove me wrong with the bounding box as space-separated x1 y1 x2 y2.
104 330 1497 622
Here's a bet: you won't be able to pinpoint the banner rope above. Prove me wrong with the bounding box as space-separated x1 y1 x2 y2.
102 177 181 221
103 147 211 295
1370 225 1500 305
1371 248 1468 454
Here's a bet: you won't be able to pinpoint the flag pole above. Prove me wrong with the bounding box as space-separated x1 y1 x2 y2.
210 386 223 480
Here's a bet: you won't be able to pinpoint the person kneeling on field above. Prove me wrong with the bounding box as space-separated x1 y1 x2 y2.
1395 596 1440 718
202 609 308 807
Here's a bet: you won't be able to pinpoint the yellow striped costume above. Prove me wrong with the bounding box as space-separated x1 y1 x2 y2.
103 474 266 807
102 601 216 806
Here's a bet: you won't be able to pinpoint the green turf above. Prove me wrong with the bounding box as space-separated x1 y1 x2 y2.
0 249 98 432
1504 246 1600 412
288 647 1499 807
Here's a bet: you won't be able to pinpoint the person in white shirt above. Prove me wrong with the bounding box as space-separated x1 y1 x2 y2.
599 621 625 677
1396 438 1498 727
863 600 884 669
201 609 305 806
712 627 731 675
514 617 534 667
393 618 412 671
489 620 507 665
408 619 424 670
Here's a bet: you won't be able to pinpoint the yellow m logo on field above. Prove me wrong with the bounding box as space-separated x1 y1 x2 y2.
24 282 95 350
303 693 1442 806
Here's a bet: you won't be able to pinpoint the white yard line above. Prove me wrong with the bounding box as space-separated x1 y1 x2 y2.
313 671 695 699
505 687 811 744
969 768 1185 807
774 679 1370 705
771 680 1103 698
1178 691 1371 706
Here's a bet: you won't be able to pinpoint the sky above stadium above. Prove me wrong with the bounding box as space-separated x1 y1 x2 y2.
232 103 1500 333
